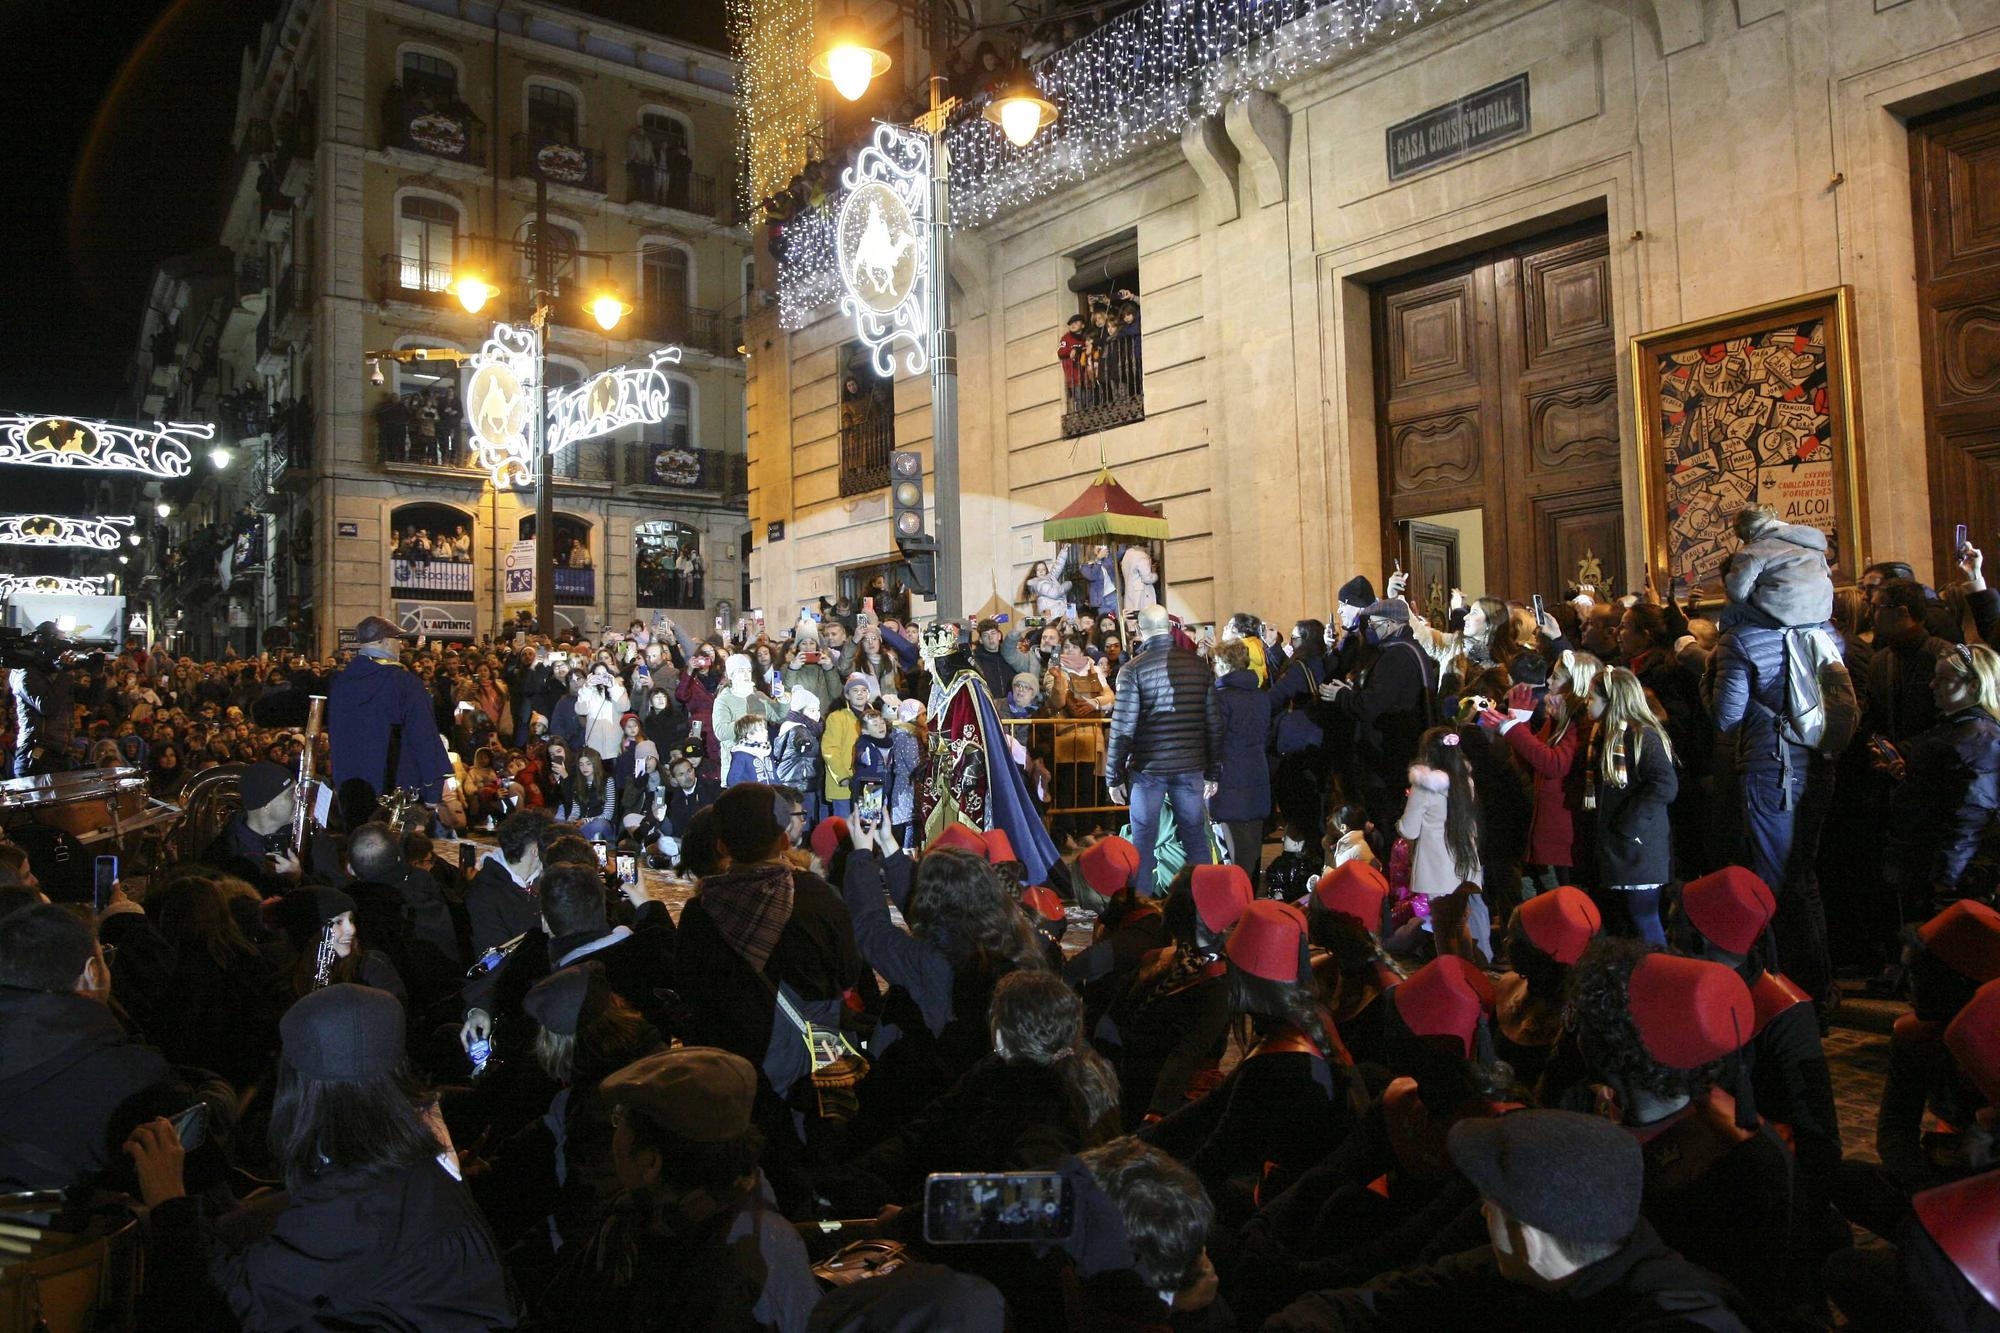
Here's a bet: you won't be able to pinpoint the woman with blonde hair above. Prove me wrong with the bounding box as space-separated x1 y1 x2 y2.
1481 650 1602 894
1871 642 2000 905
1586 666 1678 944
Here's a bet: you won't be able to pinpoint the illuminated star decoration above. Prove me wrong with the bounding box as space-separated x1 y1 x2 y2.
547 347 686 458
0 574 111 597
0 514 135 550
0 415 205 477
834 125 931 378
774 0 1471 322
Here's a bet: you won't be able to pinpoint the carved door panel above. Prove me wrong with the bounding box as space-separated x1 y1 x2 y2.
1405 521 1461 623
1375 222 1620 599
1912 97 2000 583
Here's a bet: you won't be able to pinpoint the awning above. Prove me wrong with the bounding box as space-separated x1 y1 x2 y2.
1042 468 1168 542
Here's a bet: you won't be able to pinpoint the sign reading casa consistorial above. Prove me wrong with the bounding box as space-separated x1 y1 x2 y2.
836 123 930 379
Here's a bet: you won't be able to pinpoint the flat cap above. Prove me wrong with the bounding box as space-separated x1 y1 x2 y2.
603 1046 758 1143
353 615 401 645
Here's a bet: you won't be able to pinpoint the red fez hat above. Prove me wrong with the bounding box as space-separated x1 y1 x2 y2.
1681 867 1776 957
1226 900 1310 983
1627 954 1754 1069
1191 864 1254 934
1433 953 1497 1014
1391 957 1485 1057
1918 900 2000 984
930 822 988 857
1514 886 1603 966
1079 836 1140 896
1314 862 1390 928
809 816 848 863
984 828 1019 866
1021 885 1067 923
1944 978 2000 1106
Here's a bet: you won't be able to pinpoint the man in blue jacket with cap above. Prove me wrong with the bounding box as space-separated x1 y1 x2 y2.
329 616 450 806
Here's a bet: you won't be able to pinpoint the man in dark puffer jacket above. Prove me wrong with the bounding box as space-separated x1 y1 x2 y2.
1108 605 1224 895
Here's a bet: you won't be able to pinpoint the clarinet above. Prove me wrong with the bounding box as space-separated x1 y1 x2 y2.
294 695 327 857
312 922 338 989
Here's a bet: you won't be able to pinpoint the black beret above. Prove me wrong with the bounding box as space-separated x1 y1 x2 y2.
1446 1110 1642 1244
280 983 405 1081
239 761 293 813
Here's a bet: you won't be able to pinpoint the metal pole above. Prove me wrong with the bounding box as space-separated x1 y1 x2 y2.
532 175 556 638
928 73 961 622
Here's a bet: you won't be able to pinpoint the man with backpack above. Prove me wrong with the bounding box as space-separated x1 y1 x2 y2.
1705 569 1857 1014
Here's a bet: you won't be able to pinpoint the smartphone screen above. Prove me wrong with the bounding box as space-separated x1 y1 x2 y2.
1957 523 1969 551
615 853 638 886
169 1102 209 1154
1532 594 1544 622
592 840 609 868
458 841 477 874
923 1172 1076 1245
93 855 117 914
856 781 885 826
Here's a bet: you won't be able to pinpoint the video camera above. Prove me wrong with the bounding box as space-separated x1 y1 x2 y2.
0 625 86 672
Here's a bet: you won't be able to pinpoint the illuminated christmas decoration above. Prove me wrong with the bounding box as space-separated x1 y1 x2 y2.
547 347 686 457
0 574 111 597
0 514 135 550
463 324 539 488
727 0 820 217
834 125 930 378
773 0 1468 313
0 415 205 477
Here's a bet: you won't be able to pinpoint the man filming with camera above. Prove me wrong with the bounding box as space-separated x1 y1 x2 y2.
10 622 77 778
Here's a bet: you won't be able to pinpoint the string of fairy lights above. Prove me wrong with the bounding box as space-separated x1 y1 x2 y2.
763 0 1471 327
726 0 822 219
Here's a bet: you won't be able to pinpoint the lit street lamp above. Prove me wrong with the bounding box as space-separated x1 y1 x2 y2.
810 22 1054 619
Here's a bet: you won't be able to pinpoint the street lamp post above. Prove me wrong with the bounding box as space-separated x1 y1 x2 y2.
813 26 1053 623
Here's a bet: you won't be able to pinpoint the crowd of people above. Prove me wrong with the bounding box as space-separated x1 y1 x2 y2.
377 383 470 468
2 502 1998 1330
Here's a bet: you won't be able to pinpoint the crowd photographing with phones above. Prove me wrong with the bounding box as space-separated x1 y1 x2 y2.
1 507 1998 1331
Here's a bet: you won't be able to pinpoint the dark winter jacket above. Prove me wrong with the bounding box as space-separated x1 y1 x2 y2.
1212 669 1273 822
1592 727 1678 886
1705 623 1809 775
465 854 542 958
328 654 452 801
1262 1220 1753 1332
9 662 72 757
1106 636 1224 783
1866 632 1955 745
1330 631 1436 802
1890 706 2000 890
772 714 822 791
0 987 180 1191
144 1158 517 1332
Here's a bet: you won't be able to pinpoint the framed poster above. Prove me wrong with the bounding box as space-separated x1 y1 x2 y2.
1631 287 1866 600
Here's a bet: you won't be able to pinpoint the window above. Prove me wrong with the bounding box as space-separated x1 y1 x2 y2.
1061 230 1144 437
631 112 695 209
402 51 457 102
519 218 581 295
397 197 458 294
381 337 465 466
528 85 578 144
637 377 698 486
636 520 702 607
742 257 756 307
838 344 895 496
641 245 691 339
642 112 689 155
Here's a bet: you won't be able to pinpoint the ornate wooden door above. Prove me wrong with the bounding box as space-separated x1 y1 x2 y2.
1375 223 1623 599
1912 97 2000 581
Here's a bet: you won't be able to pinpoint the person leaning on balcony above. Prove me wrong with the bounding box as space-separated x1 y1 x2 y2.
328 616 450 807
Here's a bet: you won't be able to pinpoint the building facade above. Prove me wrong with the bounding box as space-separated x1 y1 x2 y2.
745 0 1999 630
128 0 750 656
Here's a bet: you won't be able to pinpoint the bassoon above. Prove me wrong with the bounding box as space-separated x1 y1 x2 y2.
293 695 326 857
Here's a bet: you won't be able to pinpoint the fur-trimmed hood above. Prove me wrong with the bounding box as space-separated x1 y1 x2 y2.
1407 763 1451 793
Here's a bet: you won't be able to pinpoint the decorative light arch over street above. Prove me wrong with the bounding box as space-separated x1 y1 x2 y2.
0 574 112 597
0 415 207 477
0 514 136 550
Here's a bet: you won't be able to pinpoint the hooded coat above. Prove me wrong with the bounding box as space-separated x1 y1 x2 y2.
328 654 451 802
1723 521 1835 630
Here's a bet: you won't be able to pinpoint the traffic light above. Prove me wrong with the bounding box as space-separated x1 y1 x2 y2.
889 449 936 598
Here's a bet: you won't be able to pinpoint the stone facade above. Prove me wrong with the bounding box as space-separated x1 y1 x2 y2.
747 0 1997 627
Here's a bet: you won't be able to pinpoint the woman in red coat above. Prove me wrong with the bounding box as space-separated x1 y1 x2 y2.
1480 650 1602 893
675 643 723 780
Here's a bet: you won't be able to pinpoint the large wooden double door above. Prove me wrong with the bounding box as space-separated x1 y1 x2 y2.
1373 223 1623 609
1912 97 2000 581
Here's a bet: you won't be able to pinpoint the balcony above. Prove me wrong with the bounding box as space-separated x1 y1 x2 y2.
553 566 595 605
634 444 747 499
838 399 893 497
378 253 458 308
1061 332 1145 437
377 397 474 472
381 86 486 166
637 305 741 359
625 164 719 220
269 398 315 487
511 133 605 193
273 261 312 340
635 565 707 610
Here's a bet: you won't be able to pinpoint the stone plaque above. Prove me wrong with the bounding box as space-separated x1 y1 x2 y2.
1387 75 1530 181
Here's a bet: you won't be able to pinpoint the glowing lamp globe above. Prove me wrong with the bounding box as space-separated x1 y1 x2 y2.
453 274 496 316
983 75 1057 148
209 446 233 470
810 18 890 102
589 294 632 332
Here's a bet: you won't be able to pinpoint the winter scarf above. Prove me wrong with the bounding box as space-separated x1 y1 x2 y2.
695 861 796 973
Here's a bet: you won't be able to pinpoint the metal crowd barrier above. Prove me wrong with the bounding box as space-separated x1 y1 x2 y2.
995 715 1127 817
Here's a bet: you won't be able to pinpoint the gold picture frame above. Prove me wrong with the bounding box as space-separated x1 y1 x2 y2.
1630 286 1867 601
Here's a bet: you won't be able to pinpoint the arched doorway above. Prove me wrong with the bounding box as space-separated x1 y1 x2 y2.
635 519 702 609
388 501 476 639
519 512 595 606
